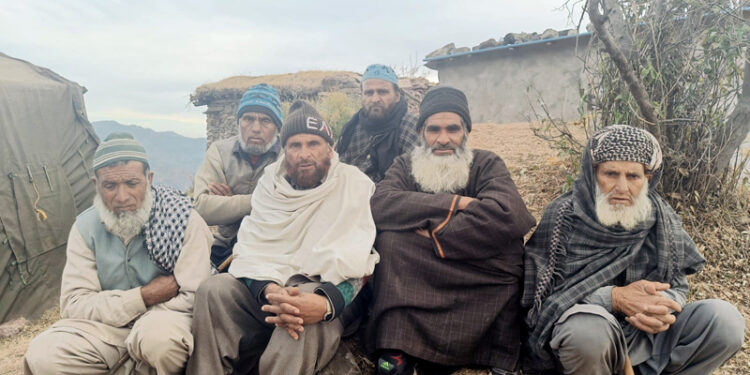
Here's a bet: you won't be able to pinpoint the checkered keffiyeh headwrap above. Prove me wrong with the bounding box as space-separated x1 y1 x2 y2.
590 124 662 173
144 185 193 273
520 124 705 372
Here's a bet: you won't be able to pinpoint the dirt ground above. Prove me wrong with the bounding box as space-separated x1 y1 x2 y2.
1 122 747 374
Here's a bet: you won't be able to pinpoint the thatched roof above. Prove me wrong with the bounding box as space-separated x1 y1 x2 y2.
191 71 361 106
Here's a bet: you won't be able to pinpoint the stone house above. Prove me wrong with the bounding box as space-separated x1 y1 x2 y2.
424 29 592 125
191 71 432 146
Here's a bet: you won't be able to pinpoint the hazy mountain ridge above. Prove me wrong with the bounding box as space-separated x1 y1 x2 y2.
92 121 206 190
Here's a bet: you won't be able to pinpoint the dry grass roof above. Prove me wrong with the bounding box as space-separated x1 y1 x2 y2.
192 70 360 106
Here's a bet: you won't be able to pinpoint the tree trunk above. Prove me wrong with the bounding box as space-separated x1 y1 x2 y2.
715 44 750 174
587 0 662 139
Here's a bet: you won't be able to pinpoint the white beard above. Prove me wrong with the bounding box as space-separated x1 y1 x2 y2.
94 188 153 244
595 180 652 231
410 142 474 194
238 125 277 155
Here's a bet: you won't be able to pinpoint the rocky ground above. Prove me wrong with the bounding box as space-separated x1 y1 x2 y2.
0 122 747 374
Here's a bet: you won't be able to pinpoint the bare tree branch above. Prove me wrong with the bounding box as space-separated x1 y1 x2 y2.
587 0 662 139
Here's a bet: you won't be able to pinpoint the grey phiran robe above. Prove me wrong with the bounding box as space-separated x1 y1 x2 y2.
366 149 536 369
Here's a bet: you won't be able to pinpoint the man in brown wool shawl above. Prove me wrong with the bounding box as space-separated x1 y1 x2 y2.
366 86 536 375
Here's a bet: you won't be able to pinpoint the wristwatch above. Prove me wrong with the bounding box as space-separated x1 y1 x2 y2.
323 298 333 321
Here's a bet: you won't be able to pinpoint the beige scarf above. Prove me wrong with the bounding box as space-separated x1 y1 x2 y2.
229 153 379 285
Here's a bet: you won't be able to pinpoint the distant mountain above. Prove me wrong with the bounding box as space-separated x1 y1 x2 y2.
92 121 206 190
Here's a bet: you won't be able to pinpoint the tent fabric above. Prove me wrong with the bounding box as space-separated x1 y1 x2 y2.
0 52 99 323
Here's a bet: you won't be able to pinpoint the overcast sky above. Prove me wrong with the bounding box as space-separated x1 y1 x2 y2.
0 0 584 138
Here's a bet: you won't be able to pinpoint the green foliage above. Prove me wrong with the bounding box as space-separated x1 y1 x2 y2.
314 92 359 141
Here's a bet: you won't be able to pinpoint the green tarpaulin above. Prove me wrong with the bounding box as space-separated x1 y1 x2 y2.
0 52 99 323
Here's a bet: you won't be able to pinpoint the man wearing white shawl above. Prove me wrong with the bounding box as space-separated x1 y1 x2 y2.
186 101 379 375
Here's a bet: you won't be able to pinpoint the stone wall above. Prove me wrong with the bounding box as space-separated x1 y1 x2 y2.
203 98 242 144
427 34 591 124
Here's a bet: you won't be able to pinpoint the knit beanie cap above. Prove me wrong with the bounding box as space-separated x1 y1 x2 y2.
362 64 399 86
93 132 149 173
237 83 283 130
590 124 662 172
417 86 472 132
280 100 334 146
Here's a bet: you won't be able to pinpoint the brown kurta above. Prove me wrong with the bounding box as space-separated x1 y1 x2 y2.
366 149 536 369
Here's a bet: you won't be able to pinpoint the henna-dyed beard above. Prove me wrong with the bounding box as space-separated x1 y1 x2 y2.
284 156 331 190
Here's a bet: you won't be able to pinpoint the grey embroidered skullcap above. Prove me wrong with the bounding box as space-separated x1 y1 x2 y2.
93 132 149 172
590 125 662 172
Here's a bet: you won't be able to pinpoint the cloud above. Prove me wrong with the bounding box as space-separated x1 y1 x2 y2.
0 0 583 137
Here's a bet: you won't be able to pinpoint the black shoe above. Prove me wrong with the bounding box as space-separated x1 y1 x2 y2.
416 361 459 375
377 351 415 375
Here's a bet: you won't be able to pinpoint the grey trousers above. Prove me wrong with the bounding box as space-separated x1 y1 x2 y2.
185 274 343 375
549 299 745 375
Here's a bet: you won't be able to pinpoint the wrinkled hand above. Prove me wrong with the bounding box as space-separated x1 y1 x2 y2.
140 275 179 307
415 228 431 238
208 182 233 196
612 280 682 334
263 288 328 340
457 196 476 210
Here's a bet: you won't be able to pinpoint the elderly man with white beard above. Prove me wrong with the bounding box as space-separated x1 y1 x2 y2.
366 86 536 375
24 132 212 374
522 125 745 375
193 83 284 270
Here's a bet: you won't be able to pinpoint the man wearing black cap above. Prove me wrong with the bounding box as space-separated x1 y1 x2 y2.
187 101 379 375
366 86 536 375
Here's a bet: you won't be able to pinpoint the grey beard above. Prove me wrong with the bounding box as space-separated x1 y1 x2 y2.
238 127 278 156
595 180 653 231
94 188 153 243
410 142 473 194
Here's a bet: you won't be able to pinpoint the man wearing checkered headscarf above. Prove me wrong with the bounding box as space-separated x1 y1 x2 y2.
24 132 213 375
521 125 744 375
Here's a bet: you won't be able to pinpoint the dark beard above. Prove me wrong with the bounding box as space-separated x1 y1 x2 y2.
364 104 389 120
285 157 331 189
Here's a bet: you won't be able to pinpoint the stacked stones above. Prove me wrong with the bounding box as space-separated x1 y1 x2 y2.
425 28 582 58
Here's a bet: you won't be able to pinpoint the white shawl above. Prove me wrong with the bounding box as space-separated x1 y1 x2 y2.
229 153 379 285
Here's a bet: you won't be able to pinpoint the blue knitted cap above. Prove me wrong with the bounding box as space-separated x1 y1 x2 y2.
362 64 399 86
237 83 283 130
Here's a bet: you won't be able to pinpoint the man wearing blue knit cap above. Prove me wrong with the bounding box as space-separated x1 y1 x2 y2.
336 64 420 182
193 83 284 270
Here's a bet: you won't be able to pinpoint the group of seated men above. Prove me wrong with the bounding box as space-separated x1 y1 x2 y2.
24 64 745 375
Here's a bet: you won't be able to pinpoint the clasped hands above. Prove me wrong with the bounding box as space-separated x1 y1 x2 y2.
612 280 682 334
261 283 328 340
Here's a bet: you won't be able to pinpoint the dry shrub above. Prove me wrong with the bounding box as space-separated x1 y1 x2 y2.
315 92 360 140
279 92 359 143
